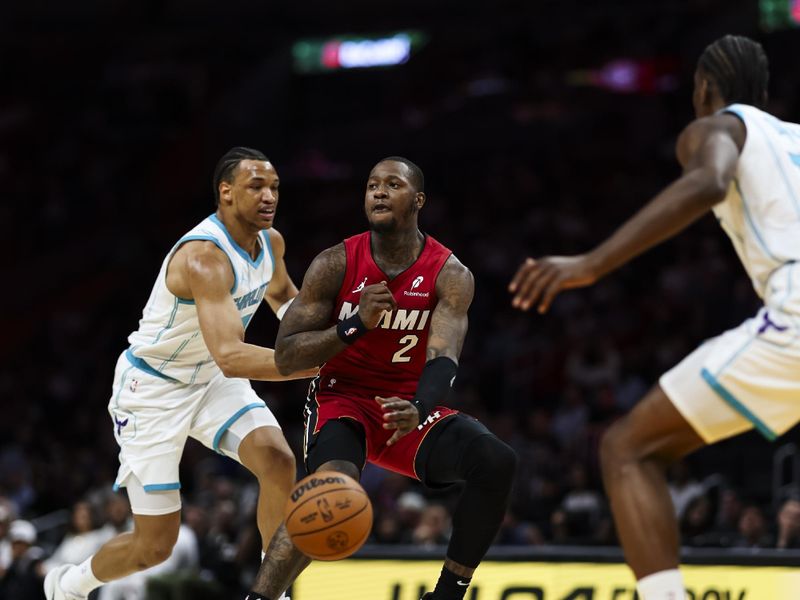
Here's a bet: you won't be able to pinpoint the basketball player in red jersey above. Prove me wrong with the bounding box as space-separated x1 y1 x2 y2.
243 157 517 600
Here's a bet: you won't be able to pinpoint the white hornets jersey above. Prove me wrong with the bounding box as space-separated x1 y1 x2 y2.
716 104 800 315
126 214 274 384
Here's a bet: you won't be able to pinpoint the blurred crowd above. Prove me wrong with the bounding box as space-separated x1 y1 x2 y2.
3 1 800 599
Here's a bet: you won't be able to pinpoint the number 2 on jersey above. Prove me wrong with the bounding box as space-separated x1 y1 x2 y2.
392 335 419 363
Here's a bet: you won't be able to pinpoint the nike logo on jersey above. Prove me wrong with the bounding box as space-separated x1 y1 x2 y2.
352 276 368 293
457 580 470 586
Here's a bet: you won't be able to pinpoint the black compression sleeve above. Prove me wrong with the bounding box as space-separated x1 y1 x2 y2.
413 356 458 425
336 312 368 344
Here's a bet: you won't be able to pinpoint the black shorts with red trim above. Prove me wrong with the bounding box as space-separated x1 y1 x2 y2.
302 376 459 481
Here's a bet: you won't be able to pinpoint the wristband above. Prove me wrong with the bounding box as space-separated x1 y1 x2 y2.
276 297 294 320
336 313 369 344
413 356 458 424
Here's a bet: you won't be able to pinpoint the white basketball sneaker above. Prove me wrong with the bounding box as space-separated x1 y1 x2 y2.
44 564 84 600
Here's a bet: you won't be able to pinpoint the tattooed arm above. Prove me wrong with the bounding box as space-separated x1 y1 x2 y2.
426 254 475 363
274 245 347 375
378 254 475 445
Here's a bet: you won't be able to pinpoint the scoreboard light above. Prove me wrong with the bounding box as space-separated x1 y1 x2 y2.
760 0 800 31
293 31 427 73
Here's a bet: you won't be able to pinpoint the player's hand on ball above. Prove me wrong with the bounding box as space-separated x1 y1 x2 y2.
358 282 398 329
376 396 420 446
509 255 598 314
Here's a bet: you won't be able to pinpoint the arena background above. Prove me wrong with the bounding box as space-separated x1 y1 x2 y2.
2 1 800 599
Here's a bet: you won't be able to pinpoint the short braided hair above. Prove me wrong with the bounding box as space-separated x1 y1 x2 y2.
698 35 769 108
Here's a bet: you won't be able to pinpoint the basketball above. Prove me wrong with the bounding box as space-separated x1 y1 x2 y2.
284 471 373 561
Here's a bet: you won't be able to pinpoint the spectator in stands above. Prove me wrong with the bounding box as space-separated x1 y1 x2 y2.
42 500 113 573
776 497 800 550
99 493 133 537
412 504 451 547
679 495 717 547
495 510 544 546
0 520 43 599
733 504 774 549
667 462 704 519
0 500 13 577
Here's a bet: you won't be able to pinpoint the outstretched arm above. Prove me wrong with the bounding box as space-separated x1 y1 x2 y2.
274 244 398 375
509 113 746 313
379 255 474 445
182 242 315 381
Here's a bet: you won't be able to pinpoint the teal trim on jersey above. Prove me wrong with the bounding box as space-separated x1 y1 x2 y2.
748 114 800 220
154 298 179 343
700 368 777 441
241 313 254 329
734 179 780 263
209 214 264 268
175 234 238 294
212 402 265 454
157 332 199 372
791 153 800 167
176 298 195 305
143 482 182 492
125 349 179 382
722 105 745 120
263 230 275 270
189 360 210 385
112 364 134 410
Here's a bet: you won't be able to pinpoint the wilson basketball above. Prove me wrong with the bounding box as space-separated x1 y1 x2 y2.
285 471 373 560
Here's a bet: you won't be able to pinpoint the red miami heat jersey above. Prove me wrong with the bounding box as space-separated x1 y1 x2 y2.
318 231 452 399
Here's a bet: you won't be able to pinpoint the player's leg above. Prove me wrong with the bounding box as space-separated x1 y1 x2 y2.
418 415 518 600
248 418 367 600
599 384 705 589
601 311 800 600
46 357 192 600
45 476 181 600
192 375 296 552
228 425 296 551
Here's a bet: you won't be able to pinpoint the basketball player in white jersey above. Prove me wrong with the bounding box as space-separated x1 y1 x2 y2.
510 36 800 600
45 147 316 600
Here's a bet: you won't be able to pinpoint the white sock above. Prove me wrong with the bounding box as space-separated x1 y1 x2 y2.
636 569 686 600
60 556 105 597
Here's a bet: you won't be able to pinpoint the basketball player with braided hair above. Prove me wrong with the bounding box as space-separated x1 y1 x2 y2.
510 35 800 599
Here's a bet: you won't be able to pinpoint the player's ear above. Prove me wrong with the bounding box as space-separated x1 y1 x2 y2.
218 181 233 206
415 192 426 210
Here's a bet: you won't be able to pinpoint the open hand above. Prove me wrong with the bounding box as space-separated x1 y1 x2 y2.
375 396 420 446
508 255 598 313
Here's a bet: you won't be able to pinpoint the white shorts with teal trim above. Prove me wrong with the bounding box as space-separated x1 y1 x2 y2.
660 306 800 444
108 352 280 506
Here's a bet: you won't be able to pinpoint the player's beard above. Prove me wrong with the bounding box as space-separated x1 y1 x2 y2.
369 215 397 233
368 203 416 233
